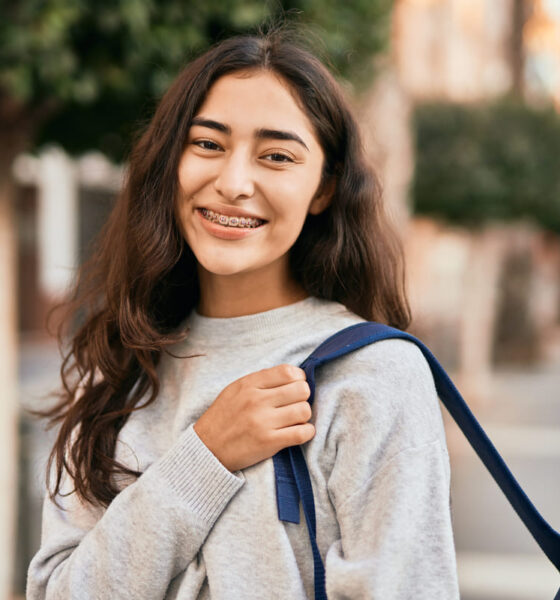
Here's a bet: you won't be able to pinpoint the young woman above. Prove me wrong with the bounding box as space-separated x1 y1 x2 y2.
27 30 460 599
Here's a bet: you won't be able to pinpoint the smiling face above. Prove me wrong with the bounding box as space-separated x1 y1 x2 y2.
175 69 331 301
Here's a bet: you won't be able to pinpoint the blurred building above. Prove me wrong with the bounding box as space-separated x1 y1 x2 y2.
394 0 514 100
14 148 123 335
362 0 560 379
524 0 560 107
393 0 560 102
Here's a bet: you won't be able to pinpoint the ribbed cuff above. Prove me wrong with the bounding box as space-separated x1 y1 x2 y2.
155 423 245 523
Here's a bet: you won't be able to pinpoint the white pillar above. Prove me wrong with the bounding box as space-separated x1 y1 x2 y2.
37 148 78 298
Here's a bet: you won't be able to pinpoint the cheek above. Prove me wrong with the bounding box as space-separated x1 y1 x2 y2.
267 198 312 251
177 168 194 197
268 170 322 213
177 154 209 197
274 185 320 229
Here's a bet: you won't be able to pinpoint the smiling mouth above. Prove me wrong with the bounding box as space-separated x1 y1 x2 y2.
198 208 266 228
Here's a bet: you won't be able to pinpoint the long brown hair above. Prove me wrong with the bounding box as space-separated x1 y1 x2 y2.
38 28 410 508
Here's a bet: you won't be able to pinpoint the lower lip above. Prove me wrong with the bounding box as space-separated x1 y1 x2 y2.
196 209 266 240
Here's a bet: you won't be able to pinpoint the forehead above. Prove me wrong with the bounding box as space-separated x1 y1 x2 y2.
194 70 320 144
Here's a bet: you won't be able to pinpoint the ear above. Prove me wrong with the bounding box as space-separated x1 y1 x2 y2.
308 177 335 216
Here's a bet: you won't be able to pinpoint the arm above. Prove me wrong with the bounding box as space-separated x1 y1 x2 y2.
323 339 460 599
27 423 245 600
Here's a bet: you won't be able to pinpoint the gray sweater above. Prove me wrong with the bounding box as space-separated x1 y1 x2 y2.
27 296 460 599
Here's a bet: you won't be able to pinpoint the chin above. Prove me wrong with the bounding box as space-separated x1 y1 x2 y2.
198 258 252 277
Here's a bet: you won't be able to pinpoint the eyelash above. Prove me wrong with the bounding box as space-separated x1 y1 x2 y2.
192 140 294 163
265 153 293 163
194 140 221 151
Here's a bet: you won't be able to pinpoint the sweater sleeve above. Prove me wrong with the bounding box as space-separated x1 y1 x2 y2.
321 339 460 599
26 423 245 600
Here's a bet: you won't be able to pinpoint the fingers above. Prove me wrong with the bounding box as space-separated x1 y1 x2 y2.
271 399 313 429
250 364 307 389
199 363 315 471
262 379 310 407
271 422 316 447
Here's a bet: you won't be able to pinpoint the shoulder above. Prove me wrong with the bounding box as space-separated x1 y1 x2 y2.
336 336 436 404
316 334 437 407
337 334 431 371
311 332 453 512
314 334 445 455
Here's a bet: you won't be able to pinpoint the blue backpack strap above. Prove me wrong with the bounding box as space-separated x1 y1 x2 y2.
273 321 560 600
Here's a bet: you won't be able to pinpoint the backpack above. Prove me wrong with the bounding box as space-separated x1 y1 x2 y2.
272 322 560 600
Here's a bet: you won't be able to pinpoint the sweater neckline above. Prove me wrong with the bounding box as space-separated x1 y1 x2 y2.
183 296 344 347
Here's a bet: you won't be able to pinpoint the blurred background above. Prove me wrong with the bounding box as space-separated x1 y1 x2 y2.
1 0 559 598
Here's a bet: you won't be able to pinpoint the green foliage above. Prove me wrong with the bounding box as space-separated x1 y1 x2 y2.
412 98 560 233
0 0 393 160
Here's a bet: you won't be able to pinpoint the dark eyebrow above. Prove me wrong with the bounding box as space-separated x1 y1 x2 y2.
255 128 309 152
190 117 309 152
190 117 231 134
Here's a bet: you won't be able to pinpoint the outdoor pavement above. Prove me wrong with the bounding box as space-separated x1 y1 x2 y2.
447 361 560 599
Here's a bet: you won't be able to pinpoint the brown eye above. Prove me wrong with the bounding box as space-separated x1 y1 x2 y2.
194 140 222 151
263 152 294 163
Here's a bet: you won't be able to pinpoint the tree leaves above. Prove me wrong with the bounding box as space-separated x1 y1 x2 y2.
0 0 393 158
413 98 560 233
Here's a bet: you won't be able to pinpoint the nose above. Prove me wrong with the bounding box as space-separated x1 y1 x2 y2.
213 150 255 200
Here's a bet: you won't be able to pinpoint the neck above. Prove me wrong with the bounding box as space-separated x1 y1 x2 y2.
196 263 308 318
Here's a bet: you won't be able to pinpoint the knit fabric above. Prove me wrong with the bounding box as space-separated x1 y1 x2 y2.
27 296 460 599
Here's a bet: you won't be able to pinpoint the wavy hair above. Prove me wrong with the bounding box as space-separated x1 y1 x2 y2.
37 28 410 508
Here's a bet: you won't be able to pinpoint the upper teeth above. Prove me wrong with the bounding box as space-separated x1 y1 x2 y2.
200 208 265 228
